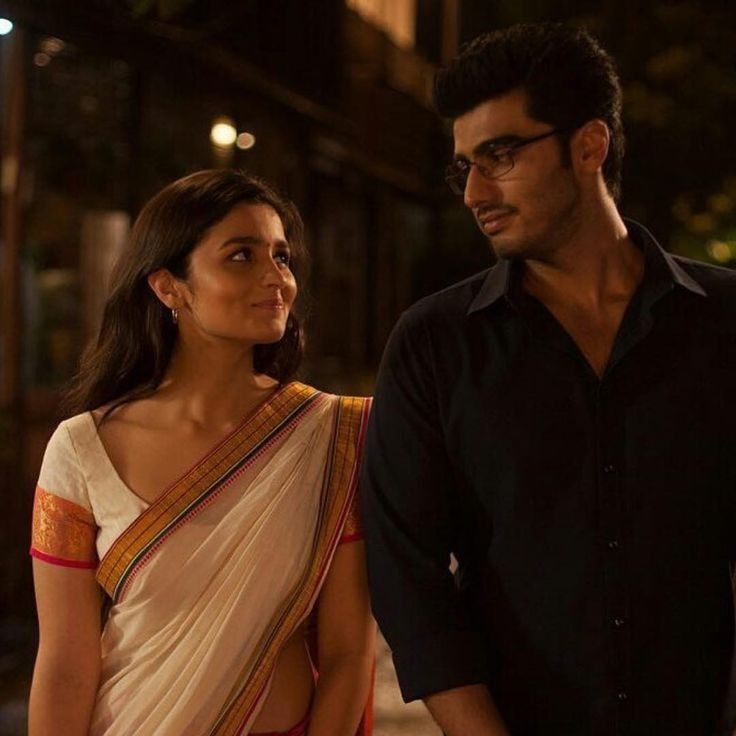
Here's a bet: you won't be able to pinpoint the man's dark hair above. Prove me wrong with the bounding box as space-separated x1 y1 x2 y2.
434 23 624 201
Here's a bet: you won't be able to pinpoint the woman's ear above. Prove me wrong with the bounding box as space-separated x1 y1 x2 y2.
147 269 182 310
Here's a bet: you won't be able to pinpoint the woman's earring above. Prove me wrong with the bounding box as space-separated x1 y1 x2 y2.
172 308 179 325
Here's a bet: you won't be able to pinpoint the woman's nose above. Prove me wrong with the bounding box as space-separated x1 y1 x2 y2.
262 257 289 285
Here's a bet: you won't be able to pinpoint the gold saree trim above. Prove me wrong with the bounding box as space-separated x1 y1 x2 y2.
30 486 98 568
210 395 371 736
96 382 321 600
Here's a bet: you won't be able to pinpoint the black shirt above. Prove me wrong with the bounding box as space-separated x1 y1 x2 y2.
361 221 736 736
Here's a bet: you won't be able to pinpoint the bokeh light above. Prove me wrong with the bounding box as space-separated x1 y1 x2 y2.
210 117 237 148
236 132 256 150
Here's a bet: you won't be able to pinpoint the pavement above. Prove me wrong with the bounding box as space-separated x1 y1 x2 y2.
374 633 442 735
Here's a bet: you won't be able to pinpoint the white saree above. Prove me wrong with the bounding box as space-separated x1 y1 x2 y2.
31 383 372 736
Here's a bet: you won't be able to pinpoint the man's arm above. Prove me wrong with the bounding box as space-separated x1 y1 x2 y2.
425 685 510 736
361 310 507 733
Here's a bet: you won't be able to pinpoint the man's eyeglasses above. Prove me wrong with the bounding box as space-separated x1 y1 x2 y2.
445 127 572 195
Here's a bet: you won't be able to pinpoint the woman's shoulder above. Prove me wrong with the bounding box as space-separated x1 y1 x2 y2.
38 413 98 508
334 394 372 416
293 382 372 414
46 411 96 456
88 395 163 435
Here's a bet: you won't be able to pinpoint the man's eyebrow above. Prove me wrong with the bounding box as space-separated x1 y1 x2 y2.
454 135 521 161
219 235 290 249
471 135 520 156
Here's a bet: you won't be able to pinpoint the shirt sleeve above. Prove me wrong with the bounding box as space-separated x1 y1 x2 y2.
30 422 98 569
360 311 489 702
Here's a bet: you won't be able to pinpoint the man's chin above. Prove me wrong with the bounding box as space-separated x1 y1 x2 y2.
487 234 524 261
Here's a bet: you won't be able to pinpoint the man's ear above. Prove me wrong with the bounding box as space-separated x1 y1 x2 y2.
147 268 183 310
573 119 610 176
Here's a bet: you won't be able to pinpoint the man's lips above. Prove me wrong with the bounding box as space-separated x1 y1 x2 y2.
477 208 515 235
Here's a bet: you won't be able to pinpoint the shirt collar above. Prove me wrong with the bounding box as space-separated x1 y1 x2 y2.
466 219 706 316
466 258 514 315
628 219 707 298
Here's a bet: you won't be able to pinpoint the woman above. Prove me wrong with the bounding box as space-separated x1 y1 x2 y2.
28 170 375 735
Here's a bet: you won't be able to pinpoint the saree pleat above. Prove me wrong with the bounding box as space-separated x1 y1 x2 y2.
212 396 369 736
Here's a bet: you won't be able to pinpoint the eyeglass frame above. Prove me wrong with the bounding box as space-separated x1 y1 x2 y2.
444 126 576 195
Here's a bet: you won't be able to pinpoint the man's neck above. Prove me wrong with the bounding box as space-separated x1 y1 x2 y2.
522 199 643 314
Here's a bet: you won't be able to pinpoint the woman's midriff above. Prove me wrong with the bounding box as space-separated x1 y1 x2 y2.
251 625 314 731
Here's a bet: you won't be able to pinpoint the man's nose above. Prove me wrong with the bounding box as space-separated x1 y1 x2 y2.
463 164 502 210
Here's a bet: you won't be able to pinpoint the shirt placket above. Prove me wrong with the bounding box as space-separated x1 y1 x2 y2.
595 377 632 735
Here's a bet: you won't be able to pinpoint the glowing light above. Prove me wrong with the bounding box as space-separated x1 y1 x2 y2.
41 37 65 55
236 132 256 150
0 18 13 36
688 213 715 234
708 193 733 214
33 52 51 67
210 117 237 148
706 240 732 263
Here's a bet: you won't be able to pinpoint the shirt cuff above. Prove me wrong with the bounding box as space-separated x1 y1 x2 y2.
391 629 489 702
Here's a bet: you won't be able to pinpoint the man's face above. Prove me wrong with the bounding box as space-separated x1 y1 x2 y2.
452 88 580 261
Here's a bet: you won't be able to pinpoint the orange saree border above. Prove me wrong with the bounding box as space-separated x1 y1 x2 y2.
209 395 372 736
30 487 98 569
96 382 322 601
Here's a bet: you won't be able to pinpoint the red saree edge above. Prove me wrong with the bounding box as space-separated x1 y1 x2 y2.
250 711 309 736
338 533 364 544
30 547 97 569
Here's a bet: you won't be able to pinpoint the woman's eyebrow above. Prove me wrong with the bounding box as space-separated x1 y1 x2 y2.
219 236 290 249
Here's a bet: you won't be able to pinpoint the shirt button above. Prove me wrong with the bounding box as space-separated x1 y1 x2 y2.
613 617 626 627
617 691 628 701
603 464 615 474
607 539 620 550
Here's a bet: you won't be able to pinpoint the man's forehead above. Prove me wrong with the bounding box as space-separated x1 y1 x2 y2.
452 89 533 154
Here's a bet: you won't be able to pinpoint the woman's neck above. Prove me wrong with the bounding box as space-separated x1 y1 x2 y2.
154 339 279 429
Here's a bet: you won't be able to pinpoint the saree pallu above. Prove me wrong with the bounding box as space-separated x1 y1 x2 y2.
30 382 372 736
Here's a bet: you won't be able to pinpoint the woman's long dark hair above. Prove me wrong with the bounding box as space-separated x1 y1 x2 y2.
64 169 308 417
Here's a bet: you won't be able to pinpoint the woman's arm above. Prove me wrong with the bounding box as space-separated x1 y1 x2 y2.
308 541 376 736
29 560 102 736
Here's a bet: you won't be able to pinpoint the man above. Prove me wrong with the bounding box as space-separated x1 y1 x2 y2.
361 22 736 736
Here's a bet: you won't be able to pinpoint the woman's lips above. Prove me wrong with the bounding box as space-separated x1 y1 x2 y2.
252 299 285 310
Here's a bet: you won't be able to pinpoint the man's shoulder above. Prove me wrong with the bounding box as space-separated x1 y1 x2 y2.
399 267 494 327
672 255 736 308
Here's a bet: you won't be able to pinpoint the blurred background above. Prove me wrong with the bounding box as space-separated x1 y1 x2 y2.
0 0 735 733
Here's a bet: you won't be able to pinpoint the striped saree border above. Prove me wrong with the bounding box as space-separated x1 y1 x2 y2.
210 395 371 736
96 382 321 601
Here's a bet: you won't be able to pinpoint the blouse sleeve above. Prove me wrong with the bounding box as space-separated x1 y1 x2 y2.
338 396 371 545
30 422 98 569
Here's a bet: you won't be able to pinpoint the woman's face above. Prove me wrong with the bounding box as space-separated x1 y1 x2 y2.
178 202 297 346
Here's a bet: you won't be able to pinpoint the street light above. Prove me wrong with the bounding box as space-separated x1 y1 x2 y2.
210 117 237 148
0 18 14 35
